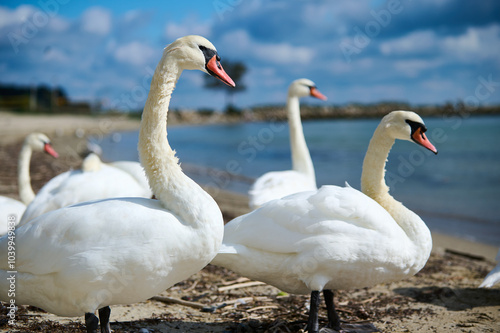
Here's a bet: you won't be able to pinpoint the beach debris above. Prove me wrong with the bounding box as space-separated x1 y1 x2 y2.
218 281 266 292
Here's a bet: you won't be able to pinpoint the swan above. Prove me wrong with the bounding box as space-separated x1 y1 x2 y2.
479 249 500 288
109 160 150 192
18 152 153 226
0 132 58 235
211 111 438 332
79 152 150 191
248 78 327 209
0 35 234 333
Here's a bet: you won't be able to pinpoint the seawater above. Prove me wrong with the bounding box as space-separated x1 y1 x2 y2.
97 115 500 246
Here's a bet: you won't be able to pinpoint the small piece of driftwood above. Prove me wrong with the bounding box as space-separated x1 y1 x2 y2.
218 281 266 292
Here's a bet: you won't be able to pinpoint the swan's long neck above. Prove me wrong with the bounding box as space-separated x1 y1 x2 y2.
18 143 35 204
360 125 393 201
287 95 315 184
361 124 432 268
138 54 218 227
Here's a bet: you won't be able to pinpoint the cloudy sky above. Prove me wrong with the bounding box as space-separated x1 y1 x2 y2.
1 0 499 111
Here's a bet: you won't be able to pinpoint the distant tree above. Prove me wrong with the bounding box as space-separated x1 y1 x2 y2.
204 59 247 113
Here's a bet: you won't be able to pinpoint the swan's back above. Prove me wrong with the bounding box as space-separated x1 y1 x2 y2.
249 170 317 209
109 161 151 195
214 185 417 294
19 164 152 225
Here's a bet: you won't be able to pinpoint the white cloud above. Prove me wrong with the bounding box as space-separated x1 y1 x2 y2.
442 24 500 61
220 29 314 65
0 5 35 29
247 66 285 88
443 28 479 53
380 24 500 66
394 59 444 78
81 7 111 35
49 16 70 32
114 41 155 66
164 17 212 40
43 47 69 63
0 5 69 34
379 30 437 55
254 42 314 65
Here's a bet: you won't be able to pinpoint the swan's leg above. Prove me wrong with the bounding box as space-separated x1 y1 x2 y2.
98 306 112 333
85 312 99 333
323 289 341 331
306 290 320 333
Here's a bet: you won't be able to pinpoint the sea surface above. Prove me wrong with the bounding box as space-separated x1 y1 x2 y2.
97 114 500 246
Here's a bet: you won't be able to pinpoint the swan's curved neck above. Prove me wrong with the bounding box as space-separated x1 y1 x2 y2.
361 124 432 261
287 95 315 184
138 54 216 227
360 125 393 201
18 143 35 204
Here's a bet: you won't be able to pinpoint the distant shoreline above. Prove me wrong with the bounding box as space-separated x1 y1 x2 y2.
3 101 500 128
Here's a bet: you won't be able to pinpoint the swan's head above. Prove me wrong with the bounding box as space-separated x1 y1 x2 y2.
24 133 59 158
164 35 235 87
382 111 438 154
288 78 327 100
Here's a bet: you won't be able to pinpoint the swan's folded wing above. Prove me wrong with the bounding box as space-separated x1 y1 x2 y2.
224 185 403 255
2 198 170 276
479 250 500 288
110 161 152 195
249 170 316 208
20 165 151 225
19 170 75 226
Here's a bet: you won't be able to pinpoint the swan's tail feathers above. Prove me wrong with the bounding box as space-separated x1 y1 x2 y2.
218 244 238 254
344 181 352 188
479 266 500 288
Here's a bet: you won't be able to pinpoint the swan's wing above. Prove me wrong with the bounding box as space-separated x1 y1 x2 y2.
479 264 500 288
109 161 152 195
3 198 178 275
249 170 316 208
479 249 500 288
224 185 402 255
0 197 26 235
19 170 74 226
19 165 152 225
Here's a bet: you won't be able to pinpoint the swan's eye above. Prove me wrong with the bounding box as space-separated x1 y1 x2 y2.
198 45 218 66
405 119 427 134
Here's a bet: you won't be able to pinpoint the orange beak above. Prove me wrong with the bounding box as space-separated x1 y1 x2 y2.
412 127 437 154
206 55 235 88
44 143 59 158
310 87 327 101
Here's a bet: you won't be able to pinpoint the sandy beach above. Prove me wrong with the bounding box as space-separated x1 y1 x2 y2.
0 112 499 332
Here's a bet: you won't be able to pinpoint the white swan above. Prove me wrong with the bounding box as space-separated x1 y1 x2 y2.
18 152 153 226
479 249 500 288
211 111 438 332
109 160 150 192
0 132 58 235
80 151 150 192
0 35 234 333
248 78 327 209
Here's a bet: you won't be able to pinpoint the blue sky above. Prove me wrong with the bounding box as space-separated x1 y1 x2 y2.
1 0 499 111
